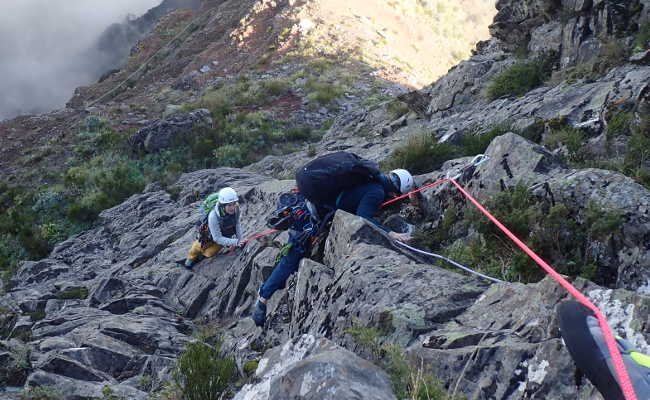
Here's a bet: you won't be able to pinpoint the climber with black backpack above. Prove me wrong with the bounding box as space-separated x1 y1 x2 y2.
179 187 244 269
251 152 415 327
295 151 414 242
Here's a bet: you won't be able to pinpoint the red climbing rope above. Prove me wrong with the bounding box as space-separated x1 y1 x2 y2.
241 229 279 244
448 178 638 400
381 177 449 207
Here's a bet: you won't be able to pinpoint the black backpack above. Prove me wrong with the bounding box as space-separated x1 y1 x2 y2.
295 152 381 208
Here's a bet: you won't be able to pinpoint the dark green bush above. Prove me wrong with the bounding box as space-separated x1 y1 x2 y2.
457 185 624 284
485 59 551 100
65 160 145 222
56 287 89 300
459 124 511 155
606 111 633 138
173 341 236 400
382 132 459 174
543 125 586 163
634 19 650 51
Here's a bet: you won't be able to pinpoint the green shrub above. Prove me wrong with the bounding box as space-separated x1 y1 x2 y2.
347 321 460 400
0 234 28 280
214 145 245 167
459 124 510 156
634 19 650 51
285 126 312 141
242 360 259 376
456 185 624 283
485 61 548 100
345 323 383 359
19 386 62 400
382 132 459 174
543 125 586 163
65 159 145 222
173 341 236 400
305 79 345 106
606 111 633 138
56 287 89 300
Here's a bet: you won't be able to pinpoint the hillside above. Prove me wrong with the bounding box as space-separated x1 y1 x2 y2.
1 0 650 399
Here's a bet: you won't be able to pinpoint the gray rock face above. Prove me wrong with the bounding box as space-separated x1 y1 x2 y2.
2 160 649 399
4 1 650 398
416 132 650 291
127 108 212 153
234 335 396 400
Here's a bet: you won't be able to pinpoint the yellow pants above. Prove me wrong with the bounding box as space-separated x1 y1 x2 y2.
187 240 223 261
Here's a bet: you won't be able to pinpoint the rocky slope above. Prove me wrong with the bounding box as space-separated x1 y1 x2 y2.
2 0 650 399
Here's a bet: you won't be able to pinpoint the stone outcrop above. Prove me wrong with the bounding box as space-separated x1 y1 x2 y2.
1 159 648 398
416 132 650 291
3 0 650 398
126 109 212 153
234 335 396 400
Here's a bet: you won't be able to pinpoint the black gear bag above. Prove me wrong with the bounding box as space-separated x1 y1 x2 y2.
295 151 380 208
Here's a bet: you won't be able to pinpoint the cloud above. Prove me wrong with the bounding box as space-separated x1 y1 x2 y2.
0 0 162 120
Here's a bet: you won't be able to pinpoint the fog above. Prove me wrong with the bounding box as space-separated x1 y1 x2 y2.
0 0 163 121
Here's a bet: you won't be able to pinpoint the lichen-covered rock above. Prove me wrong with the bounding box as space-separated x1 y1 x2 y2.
127 108 212 153
233 335 396 400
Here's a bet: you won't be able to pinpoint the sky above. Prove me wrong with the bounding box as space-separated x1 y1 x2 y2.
0 0 163 121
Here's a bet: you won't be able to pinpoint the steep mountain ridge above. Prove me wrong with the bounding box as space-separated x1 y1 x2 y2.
1 0 650 399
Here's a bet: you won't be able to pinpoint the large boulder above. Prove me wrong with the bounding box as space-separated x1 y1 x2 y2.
417 132 650 291
234 335 396 400
127 109 212 153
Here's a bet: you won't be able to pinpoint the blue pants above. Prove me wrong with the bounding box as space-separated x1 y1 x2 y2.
259 244 306 300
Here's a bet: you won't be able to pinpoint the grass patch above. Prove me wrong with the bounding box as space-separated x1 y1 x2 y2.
381 132 459 174
56 287 89 300
543 125 587 163
305 79 345 107
430 185 625 284
382 124 511 175
346 321 462 400
485 54 555 100
172 341 236 400
634 19 650 51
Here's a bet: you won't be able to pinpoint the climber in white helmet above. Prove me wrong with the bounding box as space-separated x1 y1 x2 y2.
180 187 244 269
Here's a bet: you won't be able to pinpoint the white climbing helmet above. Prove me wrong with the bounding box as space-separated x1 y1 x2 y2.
389 169 414 194
218 187 238 204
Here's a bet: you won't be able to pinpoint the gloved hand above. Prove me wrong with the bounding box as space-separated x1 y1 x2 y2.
558 300 650 400
388 231 412 243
